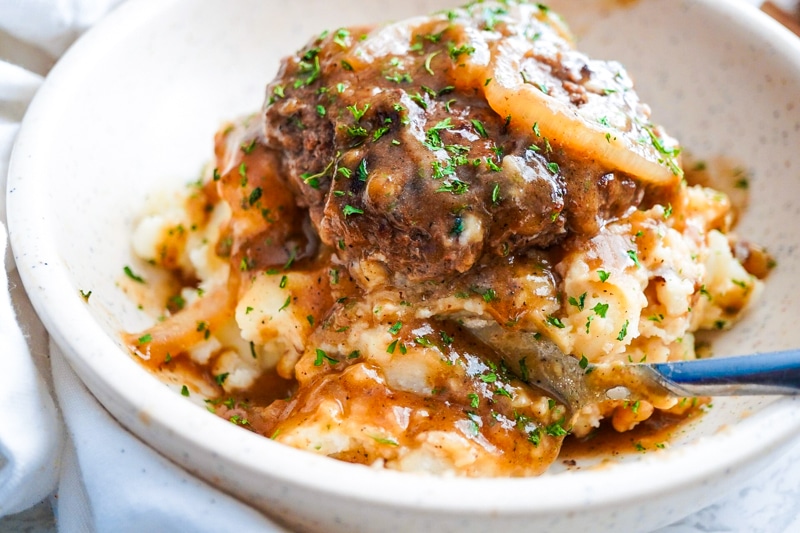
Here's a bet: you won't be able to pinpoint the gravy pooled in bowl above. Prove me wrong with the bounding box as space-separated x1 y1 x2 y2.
125 1 766 476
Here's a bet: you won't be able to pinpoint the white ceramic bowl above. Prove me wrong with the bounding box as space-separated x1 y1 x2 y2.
8 0 800 531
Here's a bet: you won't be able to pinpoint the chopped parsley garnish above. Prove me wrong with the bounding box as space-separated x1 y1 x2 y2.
214 373 229 386
436 179 469 195
440 331 454 345
546 315 565 328
409 92 428 109
591 302 609 318
471 119 488 138
485 157 502 172
480 372 498 383
295 55 321 87
424 117 454 150
332 28 350 48
414 336 433 347
248 187 262 206
389 321 403 335
432 160 456 180
468 393 480 408
278 295 291 311
355 158 369 181
346 103 370 121
181 385 189 397
568 292 586 311
617 319 629 341
451 216 464 236
373 125 391 141
598 270 610 282
447 42 476 60
314 348 339 366
370 435 399 446
424 51 440 75
342 204 364 217
626 250 642 268
123 266 145 283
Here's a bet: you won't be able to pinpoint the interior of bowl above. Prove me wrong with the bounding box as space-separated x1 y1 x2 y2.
8 0 800 531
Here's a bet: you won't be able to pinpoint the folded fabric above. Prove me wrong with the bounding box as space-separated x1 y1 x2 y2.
50 342 285 532
0 222 63 516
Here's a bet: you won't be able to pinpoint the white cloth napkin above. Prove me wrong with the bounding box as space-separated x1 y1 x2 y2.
1 1 800 532
51 342 283 532
0 222 62 516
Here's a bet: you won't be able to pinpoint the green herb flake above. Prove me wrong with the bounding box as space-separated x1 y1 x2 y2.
598 270 610 282
241 138 257 154
215 373 229 386
546 315 565 329
494 387 512 399
424 51 440 75
468 393 480 408
568 292 586 311
440 331 454 345
481 372 498 383
471 119 488 138
389 321 403 335
279 295 291 311
545 420 568 437
591 302 609 318
371 435 399 446
447 42 476 61
626 250 641 268
414 336 433 347
80 290 92 302
181 385 190 397
346 103 370 122
476 182 493 207
123 266 145 283
373 125 391 142
314 348 339 366
342 204 364 217
436 179 470 195
699 284 712 300
246 187 262 207
617 319 630 341
518 357 530 382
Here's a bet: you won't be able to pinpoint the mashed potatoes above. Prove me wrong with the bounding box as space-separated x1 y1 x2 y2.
125 1 766 476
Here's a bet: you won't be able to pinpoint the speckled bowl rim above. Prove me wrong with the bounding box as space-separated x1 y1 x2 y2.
8 0 800 522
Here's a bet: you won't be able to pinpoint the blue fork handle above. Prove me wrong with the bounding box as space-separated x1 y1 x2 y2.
650 349 800 397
